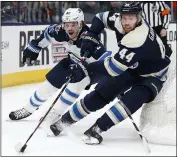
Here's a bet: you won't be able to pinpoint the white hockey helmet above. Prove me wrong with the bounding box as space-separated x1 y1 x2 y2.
62 8 84 28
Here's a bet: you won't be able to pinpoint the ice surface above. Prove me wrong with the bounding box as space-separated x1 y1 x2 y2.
2 83 176 156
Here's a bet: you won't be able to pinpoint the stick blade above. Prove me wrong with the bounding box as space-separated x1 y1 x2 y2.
142 137 151 154
15 142 27 153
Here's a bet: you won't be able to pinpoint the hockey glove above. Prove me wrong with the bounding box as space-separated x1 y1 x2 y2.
80 31 102 58
69 61 88 83
22 40 41 65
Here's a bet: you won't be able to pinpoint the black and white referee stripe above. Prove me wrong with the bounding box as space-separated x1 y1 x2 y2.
141 2 171 29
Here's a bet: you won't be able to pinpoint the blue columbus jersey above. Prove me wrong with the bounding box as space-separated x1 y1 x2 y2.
90 11 171 81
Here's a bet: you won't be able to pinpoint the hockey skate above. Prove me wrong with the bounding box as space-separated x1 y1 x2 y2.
9 108 32 120
82 123 103 145
39 108 61 129
49 116 71 136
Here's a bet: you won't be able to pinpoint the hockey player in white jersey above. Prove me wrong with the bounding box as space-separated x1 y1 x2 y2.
48 2 171 144
9 8 108 121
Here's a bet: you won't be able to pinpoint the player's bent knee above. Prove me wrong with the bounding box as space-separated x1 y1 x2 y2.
138 77 164 103
37 80 58 99
45 58 71 88
121 85 152 114
84 90 110 112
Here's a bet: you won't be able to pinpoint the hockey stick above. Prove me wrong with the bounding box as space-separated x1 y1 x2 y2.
68 51 89 77
15 75 72 153
69 51 89 61
38 53 89 122
15 53 88 153
118 100 151 154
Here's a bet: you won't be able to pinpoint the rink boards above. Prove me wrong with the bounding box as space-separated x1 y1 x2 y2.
1 23 176 88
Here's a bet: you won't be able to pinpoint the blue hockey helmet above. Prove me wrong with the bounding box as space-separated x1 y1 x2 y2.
120 2 141 14
120 2 142 22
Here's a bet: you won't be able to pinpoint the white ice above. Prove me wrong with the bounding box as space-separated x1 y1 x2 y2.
2 83 176 156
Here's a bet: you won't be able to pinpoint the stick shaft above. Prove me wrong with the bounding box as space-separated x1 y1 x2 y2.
119 100 151 153
24 77 71 145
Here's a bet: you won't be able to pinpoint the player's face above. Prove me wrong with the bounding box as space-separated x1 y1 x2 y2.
121 14 138 33
64 22 80 40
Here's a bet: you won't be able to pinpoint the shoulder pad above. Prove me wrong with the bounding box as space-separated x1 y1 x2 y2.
121 22 149 48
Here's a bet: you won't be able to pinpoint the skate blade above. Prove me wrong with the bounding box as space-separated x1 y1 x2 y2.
46 127 57 137
82 135 100 145
6 119 43 129
47 134 56 137
6 119 37 122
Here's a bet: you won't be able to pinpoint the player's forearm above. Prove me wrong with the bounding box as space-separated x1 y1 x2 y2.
27 27 51 53
89 12 109 35
27 40 42 54
87 57 127 77
87 61 111 77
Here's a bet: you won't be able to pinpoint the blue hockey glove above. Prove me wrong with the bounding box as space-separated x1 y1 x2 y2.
80 31 102 58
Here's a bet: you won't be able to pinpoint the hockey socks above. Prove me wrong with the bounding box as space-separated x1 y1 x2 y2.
50 98 91 136
82 101 128 145
83 85 152 144
68 99 91 122
9 81 58 120
53 76 90 115
24 80 58 113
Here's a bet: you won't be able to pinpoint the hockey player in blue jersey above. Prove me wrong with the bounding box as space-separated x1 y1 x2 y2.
9 8 108 121
48 2 171 144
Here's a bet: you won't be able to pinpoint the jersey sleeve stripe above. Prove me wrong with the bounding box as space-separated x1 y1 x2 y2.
98 51 112 61
98 12 104 22
27 42 41 53
140 67 169 81
96 12 109 29
104 57 128 76
44 29 51 41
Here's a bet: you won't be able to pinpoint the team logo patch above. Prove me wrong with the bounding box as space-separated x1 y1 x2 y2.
55 25 62 33
80 31 87 38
